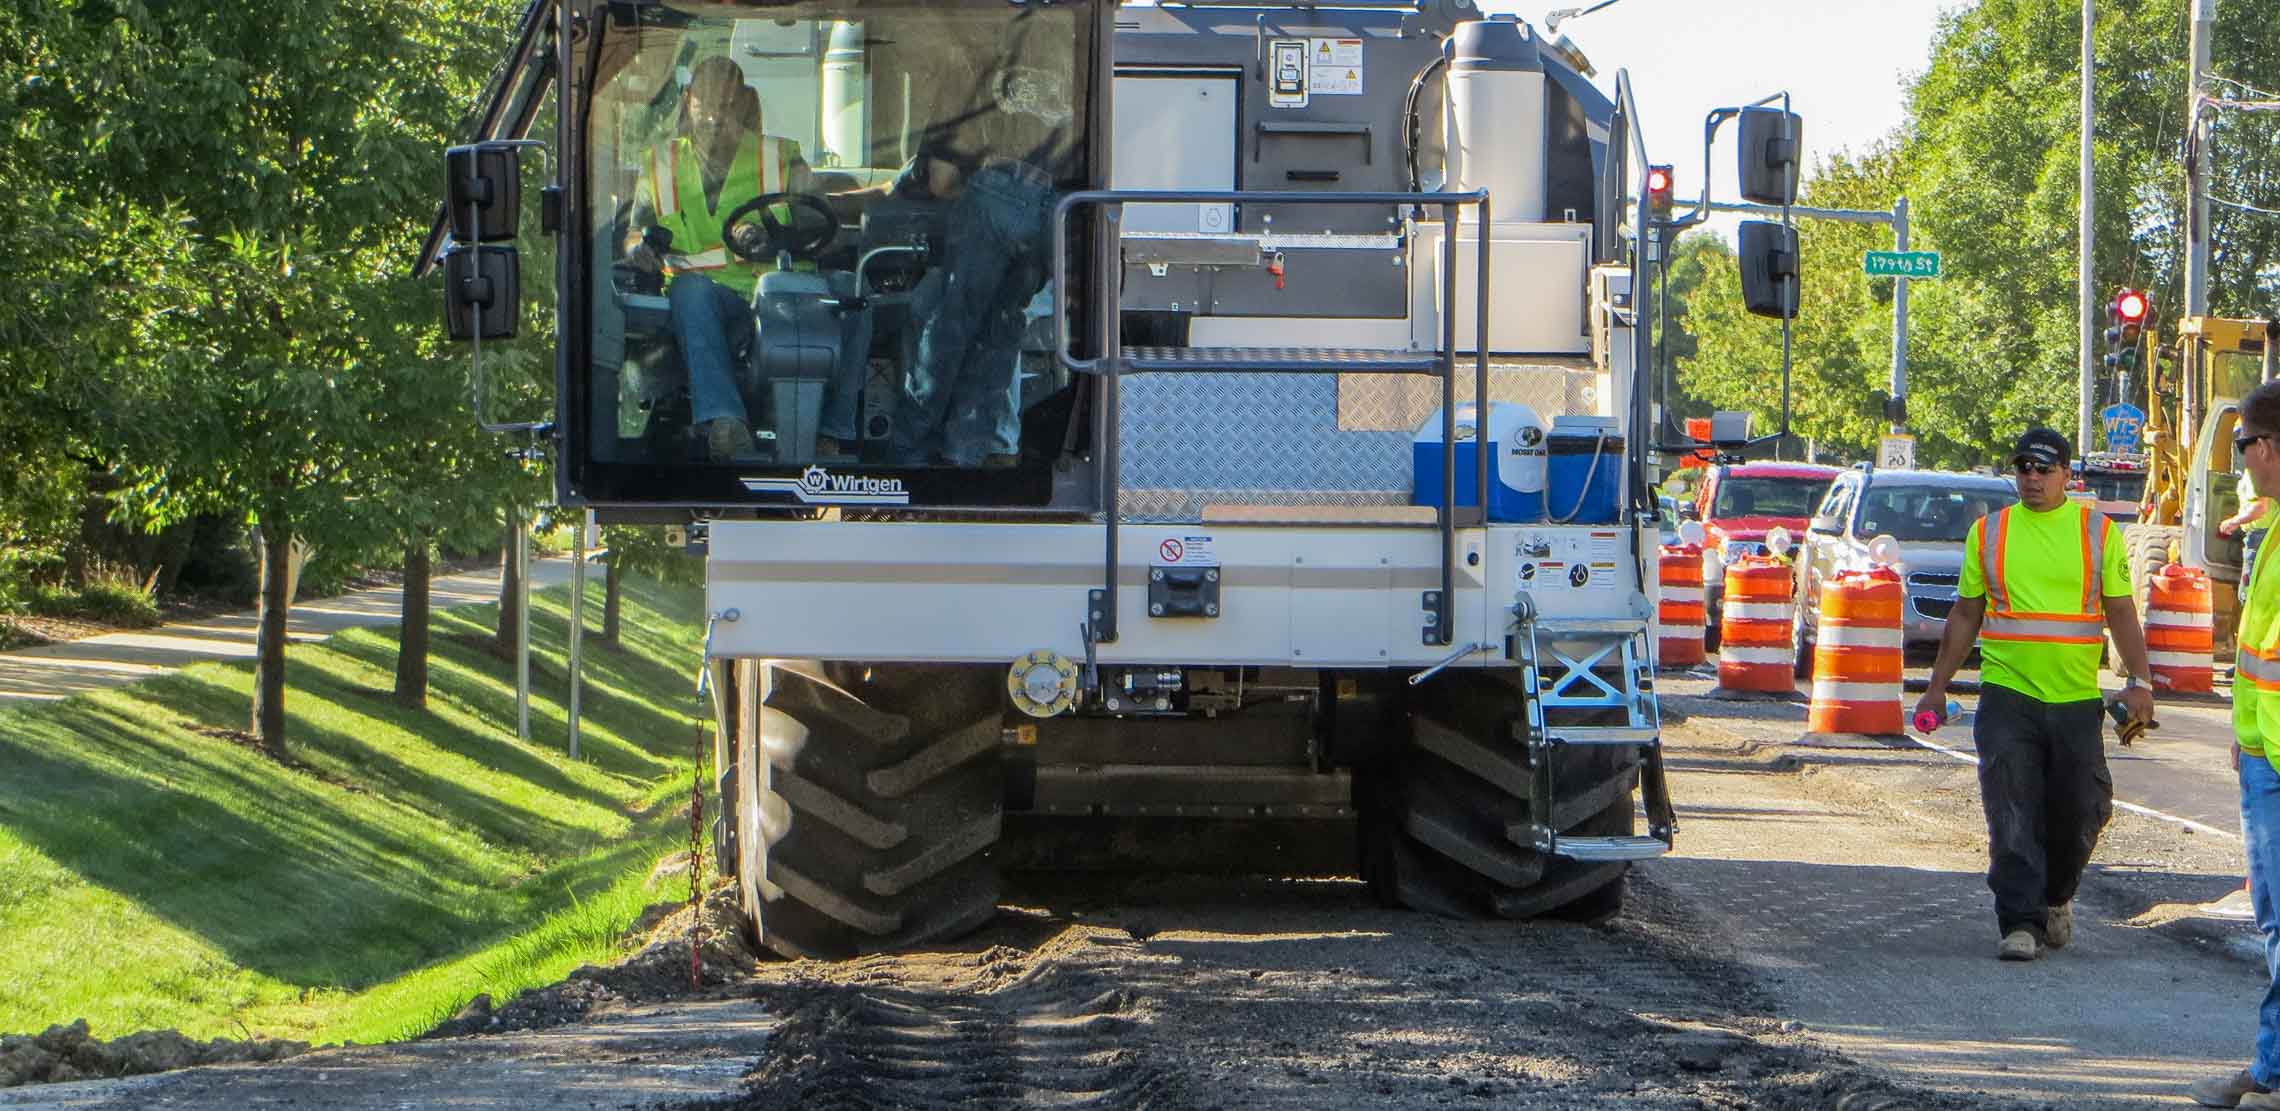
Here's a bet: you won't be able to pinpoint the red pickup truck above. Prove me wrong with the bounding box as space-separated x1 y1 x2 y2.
1690 461 1841 644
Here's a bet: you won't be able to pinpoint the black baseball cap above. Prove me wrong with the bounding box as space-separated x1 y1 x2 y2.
2011 427 2072 468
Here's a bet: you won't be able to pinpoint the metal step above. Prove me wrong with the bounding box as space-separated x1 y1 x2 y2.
1550 835 1670 862
1545 727 1658 747
1122 346 1443 375
1532 618 1648 636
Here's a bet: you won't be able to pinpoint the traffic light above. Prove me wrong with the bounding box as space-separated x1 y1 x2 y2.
1645 164 1674 221
2103 288 2149 376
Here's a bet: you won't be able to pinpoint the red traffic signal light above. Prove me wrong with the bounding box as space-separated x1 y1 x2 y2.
1646 164 1674 219
2114 288 2148 325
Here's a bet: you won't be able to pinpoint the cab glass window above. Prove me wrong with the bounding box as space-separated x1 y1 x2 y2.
583 1 1088 475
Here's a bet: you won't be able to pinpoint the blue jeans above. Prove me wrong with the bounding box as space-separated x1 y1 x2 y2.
2247 528 2267 603
2240 751 2280 1087
893 164 1051 465
668 274 753 428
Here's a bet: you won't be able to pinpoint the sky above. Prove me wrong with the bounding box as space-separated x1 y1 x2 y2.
1489 0 1964 230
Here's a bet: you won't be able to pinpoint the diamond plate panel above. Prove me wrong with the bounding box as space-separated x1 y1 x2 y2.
1338 363 1601 432
1116 362 1606 523
1118 373 1411 517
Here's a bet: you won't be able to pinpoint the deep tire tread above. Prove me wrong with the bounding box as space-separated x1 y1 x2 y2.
1361 670 1639 922
742 660 1007 960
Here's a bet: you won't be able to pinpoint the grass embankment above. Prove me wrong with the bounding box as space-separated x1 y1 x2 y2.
0 575 709 1046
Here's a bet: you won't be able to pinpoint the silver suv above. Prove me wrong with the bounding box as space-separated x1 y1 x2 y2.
1790 467 2019 676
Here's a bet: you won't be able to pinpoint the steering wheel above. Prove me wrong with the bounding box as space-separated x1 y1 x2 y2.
721 192 839 263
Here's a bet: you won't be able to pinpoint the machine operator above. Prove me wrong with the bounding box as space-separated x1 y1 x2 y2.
624 56 820 462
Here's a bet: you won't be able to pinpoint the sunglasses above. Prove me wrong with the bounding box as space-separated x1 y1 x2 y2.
2013 460 2060 476
2239 431 2272 456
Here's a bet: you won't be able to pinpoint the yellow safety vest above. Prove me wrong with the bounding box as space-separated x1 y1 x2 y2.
640 132 801 299
1962 502 2121 703
2239 530 2280 758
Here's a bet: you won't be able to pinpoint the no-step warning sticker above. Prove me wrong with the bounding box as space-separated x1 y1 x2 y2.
1154 534 1218 567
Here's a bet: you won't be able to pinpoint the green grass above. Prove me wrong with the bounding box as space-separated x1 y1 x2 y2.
0 576 709 1045
25 581 161 627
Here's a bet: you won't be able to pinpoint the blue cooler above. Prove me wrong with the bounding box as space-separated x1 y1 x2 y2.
1545 415 1622 524
1411 403 1548 522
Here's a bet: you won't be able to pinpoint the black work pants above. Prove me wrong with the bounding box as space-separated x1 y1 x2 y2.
1971 682 2113 939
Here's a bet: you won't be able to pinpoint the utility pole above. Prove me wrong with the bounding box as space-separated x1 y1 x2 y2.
1891 196 1910 436
2077 0 2097 453
2185 0 2216 317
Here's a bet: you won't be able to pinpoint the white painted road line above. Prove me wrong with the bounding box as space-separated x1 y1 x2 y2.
1906 733 2241 842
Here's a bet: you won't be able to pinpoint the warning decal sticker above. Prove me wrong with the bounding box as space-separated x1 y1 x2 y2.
1309 38 1363 95
1154 534 1219 567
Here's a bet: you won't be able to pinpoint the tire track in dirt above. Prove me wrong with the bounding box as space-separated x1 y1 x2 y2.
712 929 1187 1110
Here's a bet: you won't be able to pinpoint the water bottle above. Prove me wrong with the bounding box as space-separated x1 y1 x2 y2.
1913 698 1966 734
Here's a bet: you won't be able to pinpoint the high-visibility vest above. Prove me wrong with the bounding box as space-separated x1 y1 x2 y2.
641 132 801 298
2239 533 2280 756
1976 504 2110 646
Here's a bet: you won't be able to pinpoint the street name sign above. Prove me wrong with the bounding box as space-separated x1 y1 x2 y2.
1863 251 1941 279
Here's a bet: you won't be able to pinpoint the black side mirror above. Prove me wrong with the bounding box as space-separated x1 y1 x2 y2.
1737 107 1803 206
1738 220 1799 319
446 143 523 242
443 245 521 341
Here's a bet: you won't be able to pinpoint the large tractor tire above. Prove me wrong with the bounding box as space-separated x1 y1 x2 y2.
2124 523 2183 607
733 660 1007 960
1359 670 1638 922
2117 524 2185 665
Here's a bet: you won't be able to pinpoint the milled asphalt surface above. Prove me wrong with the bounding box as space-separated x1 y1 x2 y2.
0 559 574 704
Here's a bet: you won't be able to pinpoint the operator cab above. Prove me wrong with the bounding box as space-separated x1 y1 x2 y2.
579 0 1095 506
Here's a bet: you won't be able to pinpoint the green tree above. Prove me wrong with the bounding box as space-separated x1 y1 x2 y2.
1672 0 2280 471
24 0 530 745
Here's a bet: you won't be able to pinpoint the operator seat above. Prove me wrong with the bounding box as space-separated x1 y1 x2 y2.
747 258 866 460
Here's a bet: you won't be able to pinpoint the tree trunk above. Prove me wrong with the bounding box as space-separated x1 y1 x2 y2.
395 536 431 709
495 513 522 656
602 555 622 645
253 513 292 747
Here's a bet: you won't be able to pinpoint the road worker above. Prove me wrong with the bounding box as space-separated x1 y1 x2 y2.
2223 467 2275 607
624 56 814 462
1914 427 2156 962
2192 382 2280 1109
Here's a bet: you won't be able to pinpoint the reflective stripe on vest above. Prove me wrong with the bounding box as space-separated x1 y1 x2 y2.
2243 644 2280 692
1979 505 2108 644
646 133 794 275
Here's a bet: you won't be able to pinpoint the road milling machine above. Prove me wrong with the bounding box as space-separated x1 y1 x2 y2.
427 0 1808 959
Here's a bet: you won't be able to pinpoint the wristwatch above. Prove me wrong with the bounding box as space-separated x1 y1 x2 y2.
2123 674 2153 693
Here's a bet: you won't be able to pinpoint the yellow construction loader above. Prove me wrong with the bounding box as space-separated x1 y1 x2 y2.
2129 313 2279 657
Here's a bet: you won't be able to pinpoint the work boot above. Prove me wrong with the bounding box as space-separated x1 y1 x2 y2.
706 417 754 462
1997 929 2042 962
2240 1093 2280 1109
2189 1067 2269 1107
2045 902 2072 950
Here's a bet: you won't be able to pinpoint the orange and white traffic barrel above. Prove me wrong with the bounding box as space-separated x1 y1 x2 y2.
1803 566 1905 738
2145 562 2214 694
1712 555 1796 695
1656 544 1707 668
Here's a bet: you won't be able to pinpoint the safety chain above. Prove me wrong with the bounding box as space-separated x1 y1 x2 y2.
687 711 707 992
684 610 732 992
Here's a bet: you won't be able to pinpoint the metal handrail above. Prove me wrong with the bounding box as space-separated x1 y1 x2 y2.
1048 187 1492 647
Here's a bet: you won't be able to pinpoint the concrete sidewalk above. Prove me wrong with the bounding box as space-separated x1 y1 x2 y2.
0 559 574 704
